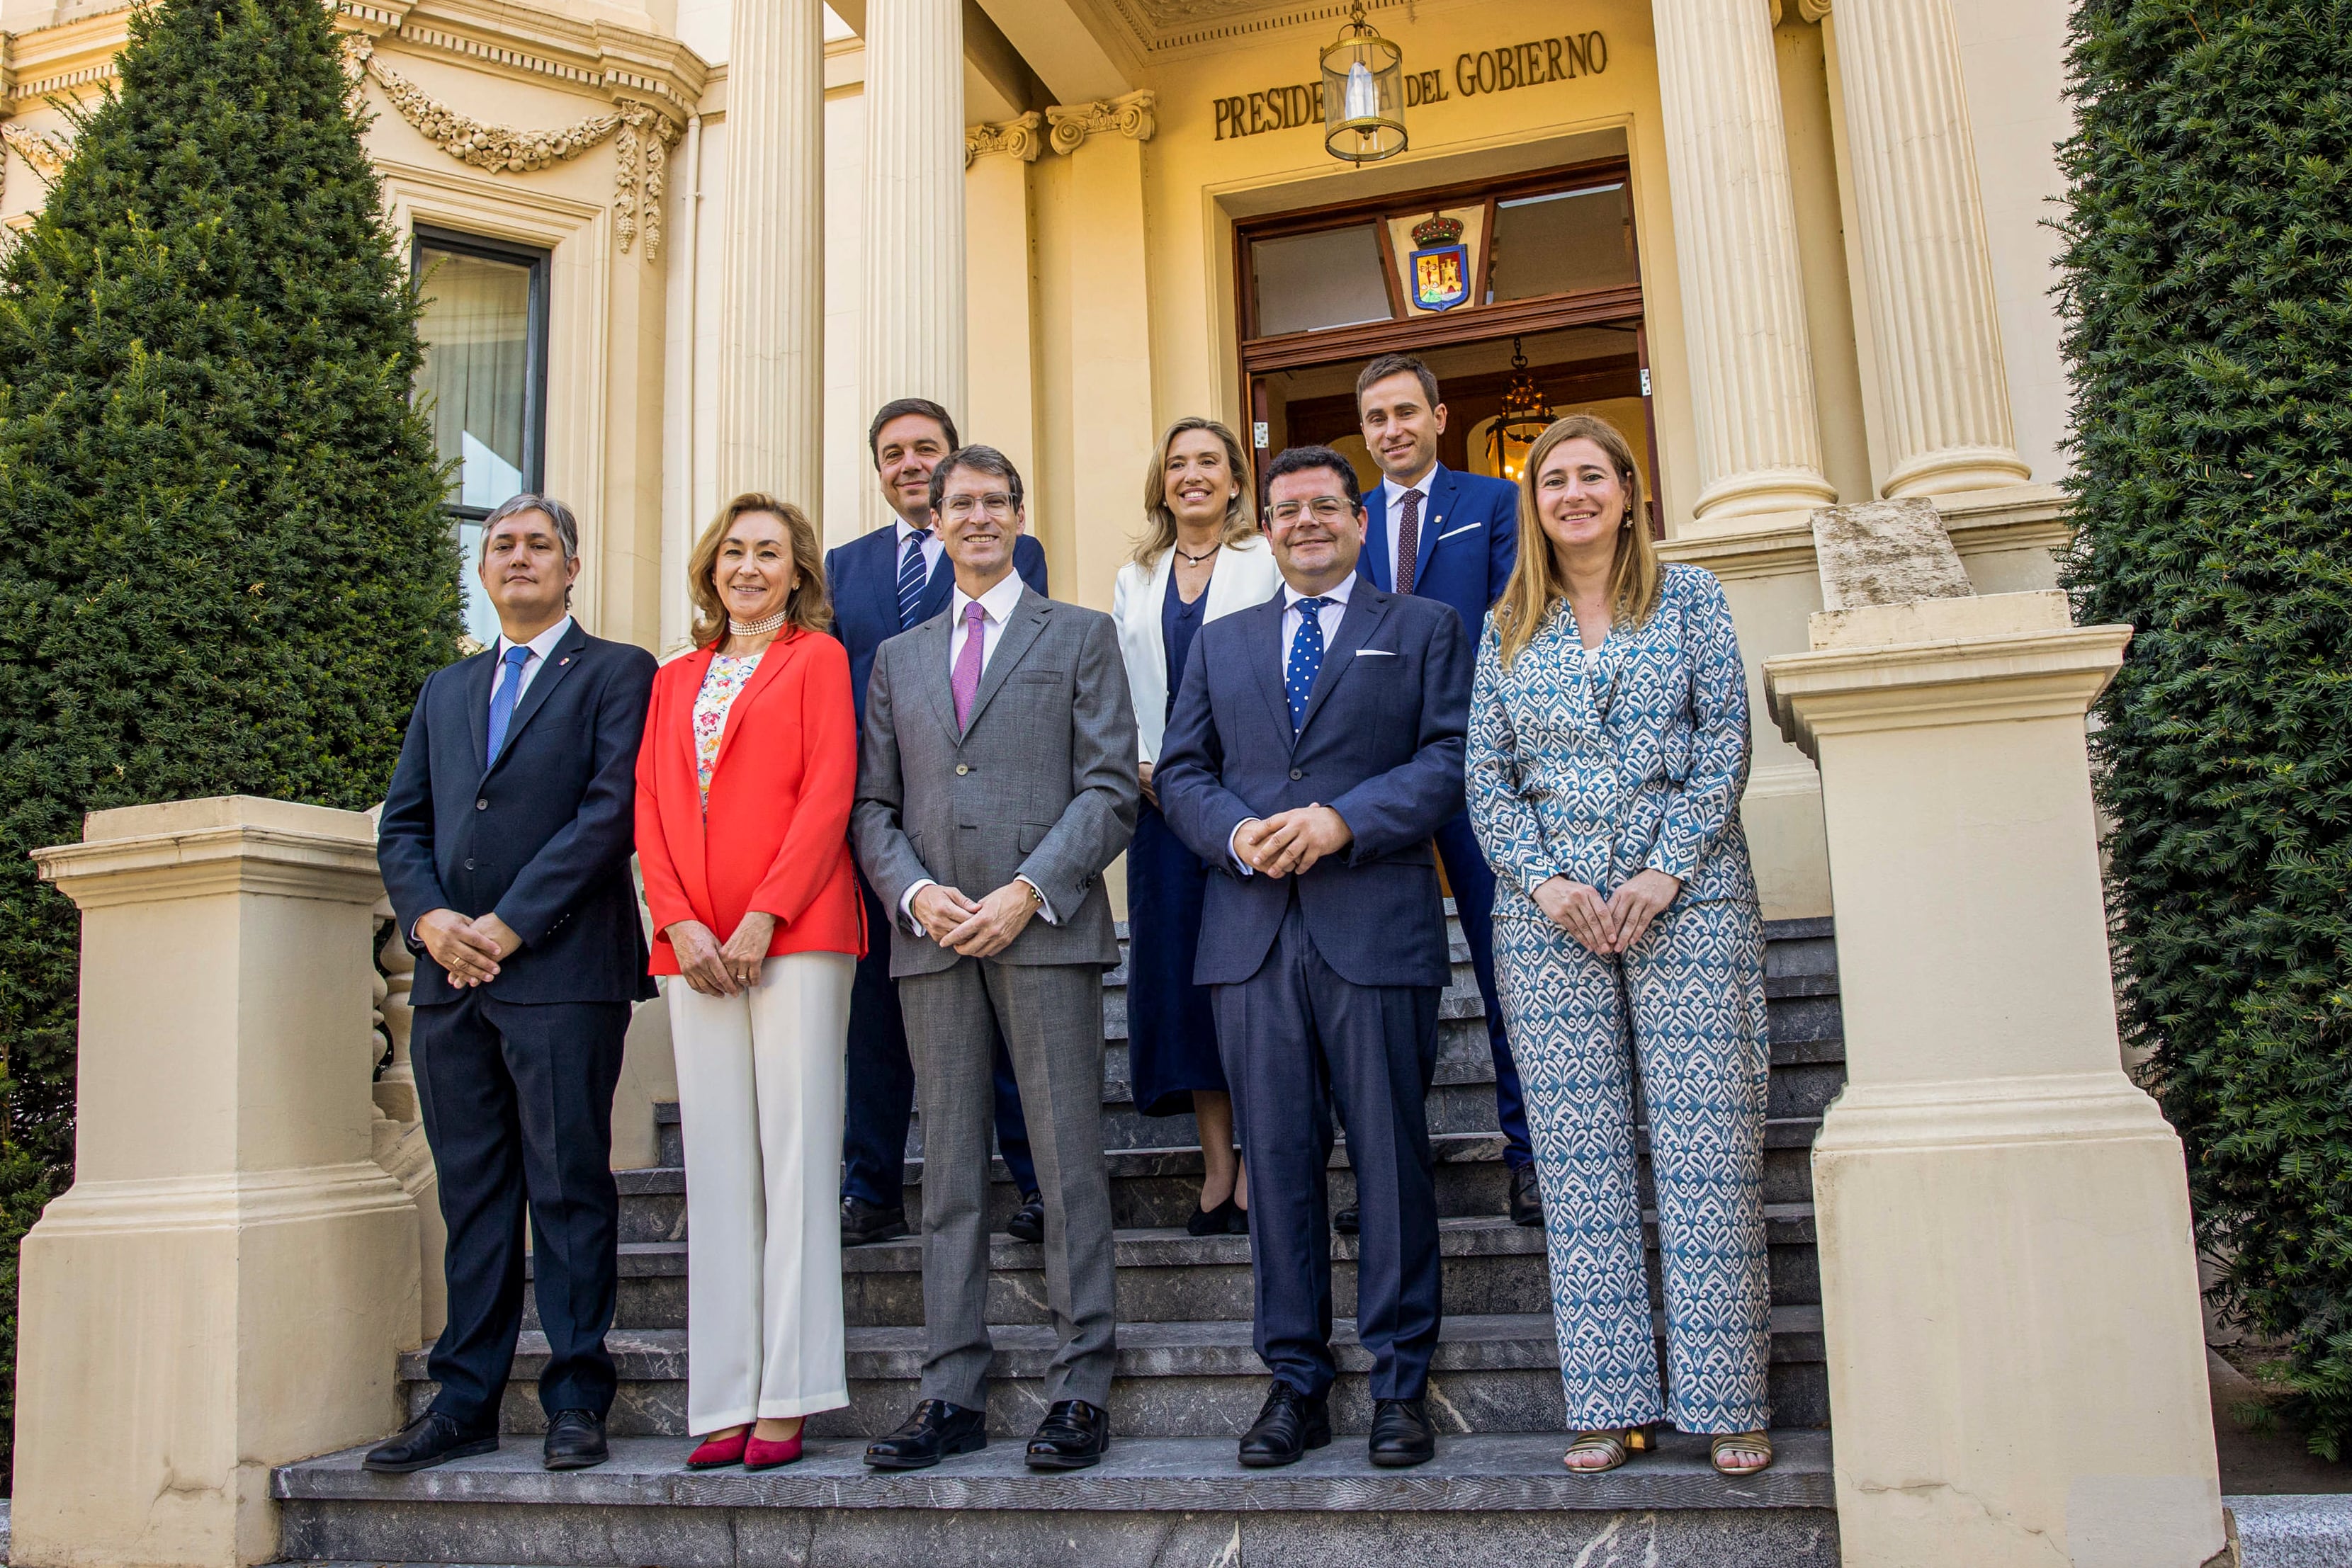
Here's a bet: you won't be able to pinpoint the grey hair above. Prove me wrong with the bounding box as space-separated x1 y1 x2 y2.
479 493 579 562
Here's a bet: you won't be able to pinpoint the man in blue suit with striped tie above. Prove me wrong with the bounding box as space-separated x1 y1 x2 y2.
1352 353 1539 1232
825 397 1048 1248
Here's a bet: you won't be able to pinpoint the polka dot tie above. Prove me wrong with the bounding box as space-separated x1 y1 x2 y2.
1287 596 1333 732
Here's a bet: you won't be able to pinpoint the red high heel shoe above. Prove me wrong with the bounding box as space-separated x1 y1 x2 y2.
686 1428 750 1470
745 1428 804 1470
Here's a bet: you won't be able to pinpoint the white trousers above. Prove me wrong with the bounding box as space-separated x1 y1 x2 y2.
668 951 854 1431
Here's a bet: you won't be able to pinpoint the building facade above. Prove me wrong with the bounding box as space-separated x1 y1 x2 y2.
4 0 2071 923
6 4 2238 1565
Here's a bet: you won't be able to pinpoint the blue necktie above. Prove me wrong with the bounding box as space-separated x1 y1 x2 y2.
897 530 931 630
1286 596 1333 732
486 643 533 763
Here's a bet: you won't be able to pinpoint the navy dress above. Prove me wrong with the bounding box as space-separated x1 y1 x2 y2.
1126 570 1226 1118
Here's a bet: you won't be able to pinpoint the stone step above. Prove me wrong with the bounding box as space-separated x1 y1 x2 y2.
535 1209 1823 1335
402 1306 1829 1441
273 1431 1839 1568
630 1117 1826 1242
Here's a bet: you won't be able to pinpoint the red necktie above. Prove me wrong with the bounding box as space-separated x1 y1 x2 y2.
1396 489 1423 596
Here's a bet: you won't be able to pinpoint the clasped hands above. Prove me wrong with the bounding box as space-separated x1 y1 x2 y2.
1534 868 1682 956
666 911 780 996
1233 805 1352 879
911 880 1038 958
416 907 524 988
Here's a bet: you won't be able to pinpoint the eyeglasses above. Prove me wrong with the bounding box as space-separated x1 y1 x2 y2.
940 492 1017 519
1267 497 1356 525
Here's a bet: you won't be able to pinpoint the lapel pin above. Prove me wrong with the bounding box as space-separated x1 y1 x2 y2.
559 657 572 666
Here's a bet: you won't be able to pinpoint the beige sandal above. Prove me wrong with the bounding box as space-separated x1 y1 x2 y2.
1710 1431 1773 1476
1563 1426 1653 1474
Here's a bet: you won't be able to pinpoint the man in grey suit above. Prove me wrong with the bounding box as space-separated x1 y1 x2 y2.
852 443 1139 1473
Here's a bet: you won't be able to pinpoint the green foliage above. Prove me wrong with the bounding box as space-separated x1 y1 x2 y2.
2060 0 2352 1456
0 0 459 1487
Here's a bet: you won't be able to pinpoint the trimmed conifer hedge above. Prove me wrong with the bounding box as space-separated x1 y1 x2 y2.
0 0 458 1485
2060 0 2352 1453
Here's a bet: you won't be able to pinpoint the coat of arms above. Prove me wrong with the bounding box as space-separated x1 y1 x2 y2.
1408 213 1471 312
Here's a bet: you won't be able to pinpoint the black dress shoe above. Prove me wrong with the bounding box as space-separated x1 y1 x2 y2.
362 1411 497 1474
543 1408 609 1470
1025 1399 1109 1470
1333 1204 1359 1237
843 1195 910 1247
1187 1198 1243 1237
1005 1191 1046 1244
1238 1381 1330 1468
1369 1397 1437 1467
1509 1165 1545 1228
864 1399 988 1470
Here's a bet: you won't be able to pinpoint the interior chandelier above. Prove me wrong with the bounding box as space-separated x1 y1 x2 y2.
1490 338 1553 483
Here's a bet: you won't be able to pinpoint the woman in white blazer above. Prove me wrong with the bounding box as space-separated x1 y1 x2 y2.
1112 417 1283 1234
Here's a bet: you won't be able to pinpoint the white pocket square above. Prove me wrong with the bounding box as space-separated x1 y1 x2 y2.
1435 521 1482 542
1355 649 1398 657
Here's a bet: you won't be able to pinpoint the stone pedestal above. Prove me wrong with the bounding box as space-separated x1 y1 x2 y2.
14 797 421 1568
1765 595 2224 1567
1651 0 1838 519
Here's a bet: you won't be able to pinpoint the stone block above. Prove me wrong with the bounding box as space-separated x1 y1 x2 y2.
1808 496 1974 611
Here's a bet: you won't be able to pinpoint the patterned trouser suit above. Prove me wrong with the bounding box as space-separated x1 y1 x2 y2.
1493 897 1772 1433
1465 562 1776 1436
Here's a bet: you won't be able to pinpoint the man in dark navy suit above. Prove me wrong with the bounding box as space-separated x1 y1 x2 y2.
1353 352 1539 1232
1158 445 1471 1472
825 397 1046 1249
370 494 657 1475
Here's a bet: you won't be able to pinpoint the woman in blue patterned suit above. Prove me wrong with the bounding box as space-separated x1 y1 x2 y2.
1466 414 1773 1479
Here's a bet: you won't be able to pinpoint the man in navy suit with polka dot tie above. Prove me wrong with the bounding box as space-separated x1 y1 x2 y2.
1156 445 1473 1473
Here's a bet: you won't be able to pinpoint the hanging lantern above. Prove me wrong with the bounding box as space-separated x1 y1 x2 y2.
1490 338 1553 483
1320 1 1406 164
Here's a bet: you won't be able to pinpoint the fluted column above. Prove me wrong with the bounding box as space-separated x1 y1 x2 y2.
1830 0 2032 496
861 0 966 533
715 0 825 511
1652 0 1838 521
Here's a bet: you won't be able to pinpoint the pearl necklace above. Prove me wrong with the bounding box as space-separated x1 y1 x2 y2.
728 610 788 636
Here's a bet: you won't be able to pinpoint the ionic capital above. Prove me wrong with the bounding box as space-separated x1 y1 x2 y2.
1044 89 1155 156
966 110 1044 167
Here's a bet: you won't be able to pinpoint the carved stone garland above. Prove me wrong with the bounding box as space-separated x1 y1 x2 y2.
360 47 680 260
0 123 72 216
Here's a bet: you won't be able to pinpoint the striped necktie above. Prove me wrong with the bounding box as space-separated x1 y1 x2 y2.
897 529 931 630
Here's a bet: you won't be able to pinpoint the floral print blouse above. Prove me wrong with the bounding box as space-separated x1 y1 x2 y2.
693 649 764 807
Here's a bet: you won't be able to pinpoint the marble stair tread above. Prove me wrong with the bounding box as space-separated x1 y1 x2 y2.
274 1428 1833 1512
548 1208 1818 1284
400 1307 1826 1384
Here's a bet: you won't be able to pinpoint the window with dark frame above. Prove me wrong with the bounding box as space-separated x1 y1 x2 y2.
411 227 550 647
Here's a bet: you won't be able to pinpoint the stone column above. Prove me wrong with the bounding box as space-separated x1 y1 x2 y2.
1828 0 2034 496
13 797 421 1568
965 113 1044 493
714 0 825 512
1764 523 2223 1566
861 0 966 533
1651 0 1838 521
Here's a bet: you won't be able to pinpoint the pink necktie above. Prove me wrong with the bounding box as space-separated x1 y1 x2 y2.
952 601 988 731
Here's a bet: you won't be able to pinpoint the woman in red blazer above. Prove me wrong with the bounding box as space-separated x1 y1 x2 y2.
635 492 864 1472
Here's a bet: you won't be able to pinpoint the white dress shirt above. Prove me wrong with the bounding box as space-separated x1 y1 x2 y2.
1231 576 1359 873
901 569 1057 928
1381 465 1437 587
894 514 945 584
490 615 574 714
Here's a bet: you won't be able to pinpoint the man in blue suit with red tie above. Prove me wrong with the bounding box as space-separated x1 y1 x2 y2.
825 397 1047 1249
1352 352 1539 1231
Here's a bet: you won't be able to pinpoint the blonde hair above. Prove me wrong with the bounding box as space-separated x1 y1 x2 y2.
687 492 832 649
1492 414 1659 667
1134 417 1258 567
